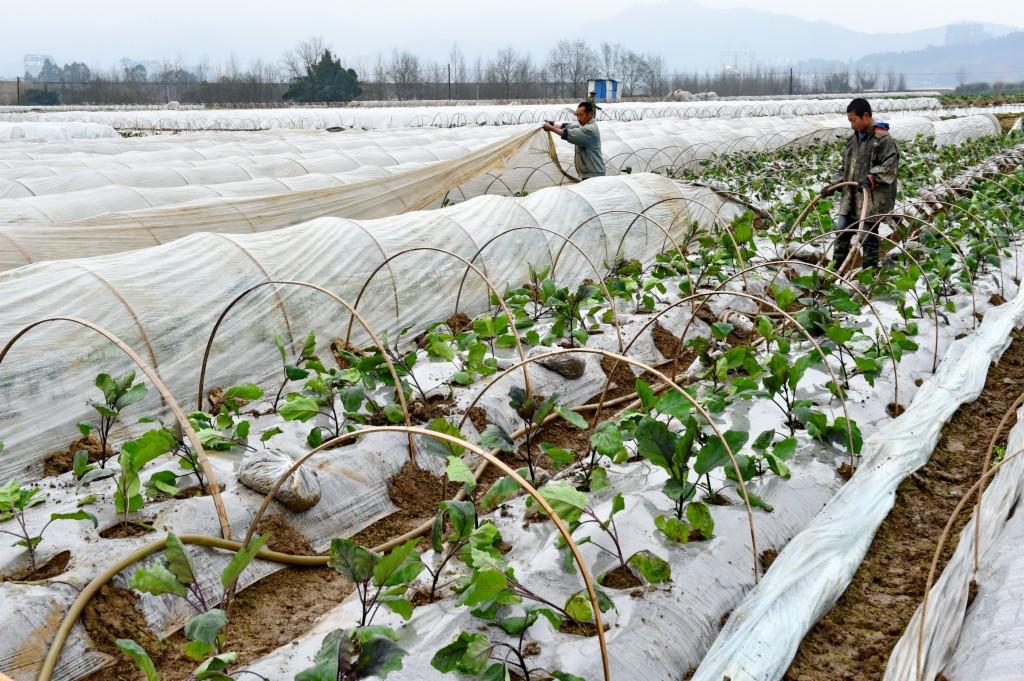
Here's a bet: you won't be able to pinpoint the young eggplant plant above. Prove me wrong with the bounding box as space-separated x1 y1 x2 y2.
432 623 585 681
0 470 97 574
327 538 425 627
479 386 587 485
118 530 269 680
77 370 148 468
272 330 319 412
112 428 178 529
534 482 672 587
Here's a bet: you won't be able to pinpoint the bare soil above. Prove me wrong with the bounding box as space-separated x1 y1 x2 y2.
599 563 643 589
783 331 1024 681
44 434 110 476
349 461 446 548
2 550 71 582
99 521 154 539
83 517 352 681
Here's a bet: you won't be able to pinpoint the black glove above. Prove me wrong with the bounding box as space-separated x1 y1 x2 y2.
821 185 837 197
858 175 878 191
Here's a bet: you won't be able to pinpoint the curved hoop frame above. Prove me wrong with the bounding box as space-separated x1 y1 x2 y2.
0 317 231 540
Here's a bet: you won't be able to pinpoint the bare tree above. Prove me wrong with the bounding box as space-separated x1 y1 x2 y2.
824 70 850 93
514 53 535 98
282 37 327 80
643 54 667 96
389 50 421 100
855 68 879 91
548 39 597 99
884 69 898 91
599 42 622 79
616 49 647 97
490 46 518 98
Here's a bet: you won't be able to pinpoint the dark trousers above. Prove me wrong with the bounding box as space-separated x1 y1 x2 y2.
833 214 880 269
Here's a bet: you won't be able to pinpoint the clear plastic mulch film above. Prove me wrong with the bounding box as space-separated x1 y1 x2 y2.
689 262 1024 677
0 114 1000 270
0 96 944 131
881 413 1024 678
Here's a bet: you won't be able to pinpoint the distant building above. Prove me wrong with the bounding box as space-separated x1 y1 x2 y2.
24 54 55 79
946 23 989 47
587 78 620 102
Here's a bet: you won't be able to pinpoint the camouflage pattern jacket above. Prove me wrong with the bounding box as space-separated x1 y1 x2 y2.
831 123 900 219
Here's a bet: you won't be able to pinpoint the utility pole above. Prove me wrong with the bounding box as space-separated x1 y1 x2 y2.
16 77 20 106
789 68 794 96
447 63 452 101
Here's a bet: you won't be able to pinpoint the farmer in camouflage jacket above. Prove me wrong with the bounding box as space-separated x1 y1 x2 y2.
826 98 900 269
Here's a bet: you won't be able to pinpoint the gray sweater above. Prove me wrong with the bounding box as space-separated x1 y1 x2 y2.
561 120 606 180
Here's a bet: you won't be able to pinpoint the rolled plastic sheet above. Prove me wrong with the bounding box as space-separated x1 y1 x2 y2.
0 121 118 141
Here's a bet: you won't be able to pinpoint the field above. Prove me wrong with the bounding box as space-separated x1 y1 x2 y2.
0 98 1023 681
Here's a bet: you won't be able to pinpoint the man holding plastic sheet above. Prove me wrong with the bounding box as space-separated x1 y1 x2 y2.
541 101 606 180
824 98 900 270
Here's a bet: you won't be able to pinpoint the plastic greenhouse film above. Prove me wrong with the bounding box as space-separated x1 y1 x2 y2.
0 122 118 141
0 97 941 130
690 279 1024 681
882 405 1024 681
0 172 743 481
0 114 1000 271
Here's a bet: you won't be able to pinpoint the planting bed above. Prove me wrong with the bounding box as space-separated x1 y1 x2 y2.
0 108 1022 681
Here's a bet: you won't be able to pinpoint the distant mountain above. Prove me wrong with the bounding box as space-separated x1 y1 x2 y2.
575 0 1020 72
856 32 1024 88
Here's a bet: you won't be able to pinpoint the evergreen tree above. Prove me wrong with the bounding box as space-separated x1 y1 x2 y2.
283 49 362 102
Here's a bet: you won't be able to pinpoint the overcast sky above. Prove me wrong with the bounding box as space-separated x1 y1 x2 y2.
4 0 1022 77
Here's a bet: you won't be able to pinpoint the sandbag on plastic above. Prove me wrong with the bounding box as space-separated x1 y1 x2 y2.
238 448 321 512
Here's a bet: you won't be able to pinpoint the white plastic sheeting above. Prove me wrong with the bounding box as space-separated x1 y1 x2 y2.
0 97 941 131
0 114 1000 271
0 172 742 482
882 409 1024 681
689 274 1024 681
0 121 118 141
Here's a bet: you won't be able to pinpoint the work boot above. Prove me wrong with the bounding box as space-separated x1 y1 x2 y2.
861 227 881 270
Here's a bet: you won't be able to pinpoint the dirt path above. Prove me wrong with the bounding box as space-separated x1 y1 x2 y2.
783 330 1024 681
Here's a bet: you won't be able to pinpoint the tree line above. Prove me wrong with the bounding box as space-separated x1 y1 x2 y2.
16 38 912 106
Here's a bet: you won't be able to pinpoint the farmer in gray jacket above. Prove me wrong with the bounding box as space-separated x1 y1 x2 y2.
542 101 606 180
824 97 900 269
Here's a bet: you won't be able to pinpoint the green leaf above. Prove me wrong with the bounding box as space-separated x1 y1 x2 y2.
482 663 511 681
193 652 238 680
77 494 98 507
480 473 525 510
564 588 613 623
656 390 691 420
555 406 588 430
122 428 177 471
635 379 656 412
380 595 414 621
220 534 269 589
285 364 310 381
225 383 263 402
49 510 98 528
279 396 320 422
591 421 625 459
479 424 516 453
711 322 734 340
431 631 491 674
145 470 179 498
686 502 714 539
627 549 672 583
115 639 159 681
535 483 588 524
695 430 749 476
422 418 466 459
457 568 509 608
540 443 574 469
260 426 283 442
773 437 797 460
328 539 380 583
444 456 477 494
183 609 227 660
372 539 424 587
829 417 863 454
130 563 188 598
351 630 407 678
766 453 791 479
164 532 195 585
552 672 588 681
72 450 92 479
634 417 676 472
